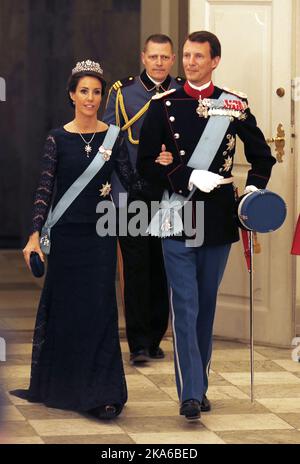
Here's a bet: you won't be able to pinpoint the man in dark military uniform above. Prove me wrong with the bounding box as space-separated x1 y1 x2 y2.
137 31 276 420
103 34 184 364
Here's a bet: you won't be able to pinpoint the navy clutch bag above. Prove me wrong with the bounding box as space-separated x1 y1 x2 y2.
30 252 45 278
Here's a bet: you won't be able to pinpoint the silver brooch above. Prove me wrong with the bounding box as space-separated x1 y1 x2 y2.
99 145 112 161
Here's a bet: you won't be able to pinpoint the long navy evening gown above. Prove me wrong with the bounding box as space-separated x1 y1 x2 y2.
11 127 131 412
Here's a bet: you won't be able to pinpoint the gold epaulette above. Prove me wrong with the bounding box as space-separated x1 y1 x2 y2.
111 76 135 92
222 86 248 99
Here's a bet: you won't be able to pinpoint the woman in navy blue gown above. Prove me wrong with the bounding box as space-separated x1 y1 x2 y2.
12 60 130 419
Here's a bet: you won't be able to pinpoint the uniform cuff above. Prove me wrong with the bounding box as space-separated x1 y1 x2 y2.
167 164 194 196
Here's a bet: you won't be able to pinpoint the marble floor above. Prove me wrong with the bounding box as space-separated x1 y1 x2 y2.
1 250 300 444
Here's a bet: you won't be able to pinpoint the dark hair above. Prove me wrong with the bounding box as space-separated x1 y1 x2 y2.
144 34 174 52
186 31 221 59
66 71 107 107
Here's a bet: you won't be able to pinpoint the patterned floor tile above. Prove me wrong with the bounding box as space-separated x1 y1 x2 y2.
219 371 300 386
129 431 225 444
0 420 38 437
0 291 40 310
116 416 206 434
146 374 176 388
125 375 155 388
0 317 35 331
43 434 134 444
1 435 44 444
160 387 253 404
273 359 300 372
212 349 266 362
16 404 83 420
128 388 171 402
1 405 26 422
200 413 293 431
277 413 300 428
211 360 284 372
6 343 32 355
29 418 124 436
120 401 178 417
1 251 300 445
204 399 269 415
134 362 175 375
254 346 292 360
218 429 300 444
256 398 300 413
238 384 300 399
204 386 250 400
1 365 30 378
6 354 31 365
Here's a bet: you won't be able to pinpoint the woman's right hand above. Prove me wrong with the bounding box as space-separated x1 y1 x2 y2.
23 232 45 271
155 144 174 166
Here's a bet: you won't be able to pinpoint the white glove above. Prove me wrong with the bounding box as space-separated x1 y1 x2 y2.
244 185 259 195
189 170 224 193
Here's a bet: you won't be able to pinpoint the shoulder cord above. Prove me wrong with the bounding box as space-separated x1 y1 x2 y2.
116 88 151 145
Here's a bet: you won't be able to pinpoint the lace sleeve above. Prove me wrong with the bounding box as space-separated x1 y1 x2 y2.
30 134 57 234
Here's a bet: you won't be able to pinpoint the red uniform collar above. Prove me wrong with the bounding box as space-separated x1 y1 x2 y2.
184 81 215 99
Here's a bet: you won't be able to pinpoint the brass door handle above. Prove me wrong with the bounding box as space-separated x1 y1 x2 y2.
266 123 285 163
266 136 285 143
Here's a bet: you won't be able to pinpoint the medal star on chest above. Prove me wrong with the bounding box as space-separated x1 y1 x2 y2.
226 134 235 152
99 182 112 197
222 156 233 172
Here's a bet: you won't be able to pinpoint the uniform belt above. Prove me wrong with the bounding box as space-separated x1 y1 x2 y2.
218 176 234 185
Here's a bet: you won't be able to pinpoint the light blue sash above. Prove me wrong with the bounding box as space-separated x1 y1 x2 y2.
147 92 239 237
40 124 120 254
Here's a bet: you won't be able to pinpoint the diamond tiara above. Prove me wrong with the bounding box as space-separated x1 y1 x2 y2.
72 60 103 76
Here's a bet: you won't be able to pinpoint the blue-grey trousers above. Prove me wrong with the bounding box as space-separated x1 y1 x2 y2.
162 239 231 403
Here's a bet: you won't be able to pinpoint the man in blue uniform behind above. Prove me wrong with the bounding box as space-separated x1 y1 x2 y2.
103 34 184 364
137 31 276 420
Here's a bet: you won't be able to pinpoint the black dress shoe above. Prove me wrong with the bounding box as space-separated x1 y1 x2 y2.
149 346 165 359
180 399 201 421
130 349 149 365
88 404 123 420
201 394 211 412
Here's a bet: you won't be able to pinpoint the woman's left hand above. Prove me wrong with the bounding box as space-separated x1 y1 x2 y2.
155 144 173 166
